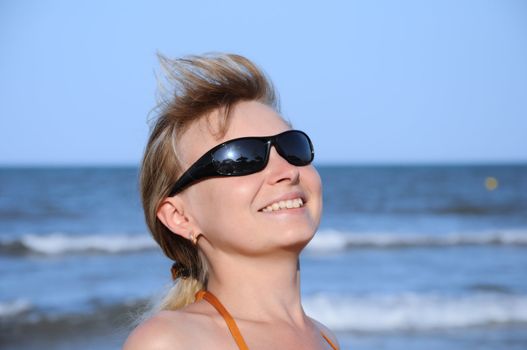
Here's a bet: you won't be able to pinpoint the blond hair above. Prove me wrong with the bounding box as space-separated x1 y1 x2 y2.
139 53 278 311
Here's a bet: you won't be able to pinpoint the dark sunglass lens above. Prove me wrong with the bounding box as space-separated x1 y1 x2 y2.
212 139 268 175
276 131 314 165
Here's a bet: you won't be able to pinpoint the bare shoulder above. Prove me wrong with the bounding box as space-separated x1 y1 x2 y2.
123 306 212 350
122 310 188 350
309 317 341 349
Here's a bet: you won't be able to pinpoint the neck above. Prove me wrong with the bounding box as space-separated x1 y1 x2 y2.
205 250 307 325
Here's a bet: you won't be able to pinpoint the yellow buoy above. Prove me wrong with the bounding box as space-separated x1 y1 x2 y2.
485 176 498 191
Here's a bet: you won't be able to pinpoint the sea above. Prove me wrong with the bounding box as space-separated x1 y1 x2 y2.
1 164 526 350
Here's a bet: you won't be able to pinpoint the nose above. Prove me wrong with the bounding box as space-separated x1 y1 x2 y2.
264 146 300 185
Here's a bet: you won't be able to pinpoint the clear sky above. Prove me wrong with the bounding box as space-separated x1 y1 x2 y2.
1 0 526 165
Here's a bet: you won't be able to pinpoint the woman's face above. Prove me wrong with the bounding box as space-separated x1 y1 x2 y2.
177 100 322 256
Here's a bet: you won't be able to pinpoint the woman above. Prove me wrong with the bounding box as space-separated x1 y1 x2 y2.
123 53 340 350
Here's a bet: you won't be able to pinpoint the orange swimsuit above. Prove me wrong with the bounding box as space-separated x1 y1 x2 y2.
195 290 339 350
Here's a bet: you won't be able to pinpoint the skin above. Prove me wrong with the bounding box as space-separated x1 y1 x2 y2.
123 100 339 350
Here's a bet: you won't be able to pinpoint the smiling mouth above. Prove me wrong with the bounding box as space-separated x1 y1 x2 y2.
260 198 304 213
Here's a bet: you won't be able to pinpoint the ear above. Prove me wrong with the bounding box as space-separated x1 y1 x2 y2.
156 196 199 240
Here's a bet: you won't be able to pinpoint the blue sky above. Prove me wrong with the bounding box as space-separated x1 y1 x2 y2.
1 0 526 165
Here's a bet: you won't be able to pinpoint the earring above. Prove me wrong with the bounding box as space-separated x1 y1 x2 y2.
189 232 200 245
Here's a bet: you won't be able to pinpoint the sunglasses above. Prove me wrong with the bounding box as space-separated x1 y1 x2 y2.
168 130 314 196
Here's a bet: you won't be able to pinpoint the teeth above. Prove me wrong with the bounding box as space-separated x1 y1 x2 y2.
262 198 304 212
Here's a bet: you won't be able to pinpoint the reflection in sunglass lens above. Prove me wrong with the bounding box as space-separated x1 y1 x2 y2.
276 131 313 165
212 139 268 175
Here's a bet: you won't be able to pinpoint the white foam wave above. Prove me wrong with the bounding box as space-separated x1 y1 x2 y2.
307 228 527 252
4 228 527 256
16 233 156 255
0 299 32 318
303 292 527 332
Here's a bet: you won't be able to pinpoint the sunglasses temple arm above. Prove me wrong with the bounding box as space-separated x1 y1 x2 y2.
168 171 192 196
168 155 217 196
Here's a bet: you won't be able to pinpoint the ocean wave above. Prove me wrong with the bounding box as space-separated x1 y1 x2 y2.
431 204 519 215
0 297 148 342
0 299 32 318
307 229 527 252
2 292 526 335
2 229 526 257
0 233 157 256
304 292 527 332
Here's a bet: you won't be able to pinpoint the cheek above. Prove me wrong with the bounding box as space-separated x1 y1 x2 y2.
304 166 323 217
188 177 257 239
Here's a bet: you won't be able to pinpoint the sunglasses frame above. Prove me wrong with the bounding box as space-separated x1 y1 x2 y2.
168 130 314 196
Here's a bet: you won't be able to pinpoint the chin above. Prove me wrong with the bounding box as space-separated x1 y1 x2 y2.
275 226 317 252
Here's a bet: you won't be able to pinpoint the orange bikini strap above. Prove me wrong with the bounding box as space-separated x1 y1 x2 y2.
195 290 250 350
321 331 339 350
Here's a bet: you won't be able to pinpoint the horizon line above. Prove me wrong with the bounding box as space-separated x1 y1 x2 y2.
1 160 526 168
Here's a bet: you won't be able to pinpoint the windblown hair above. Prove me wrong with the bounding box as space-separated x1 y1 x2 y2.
139 53 278 311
